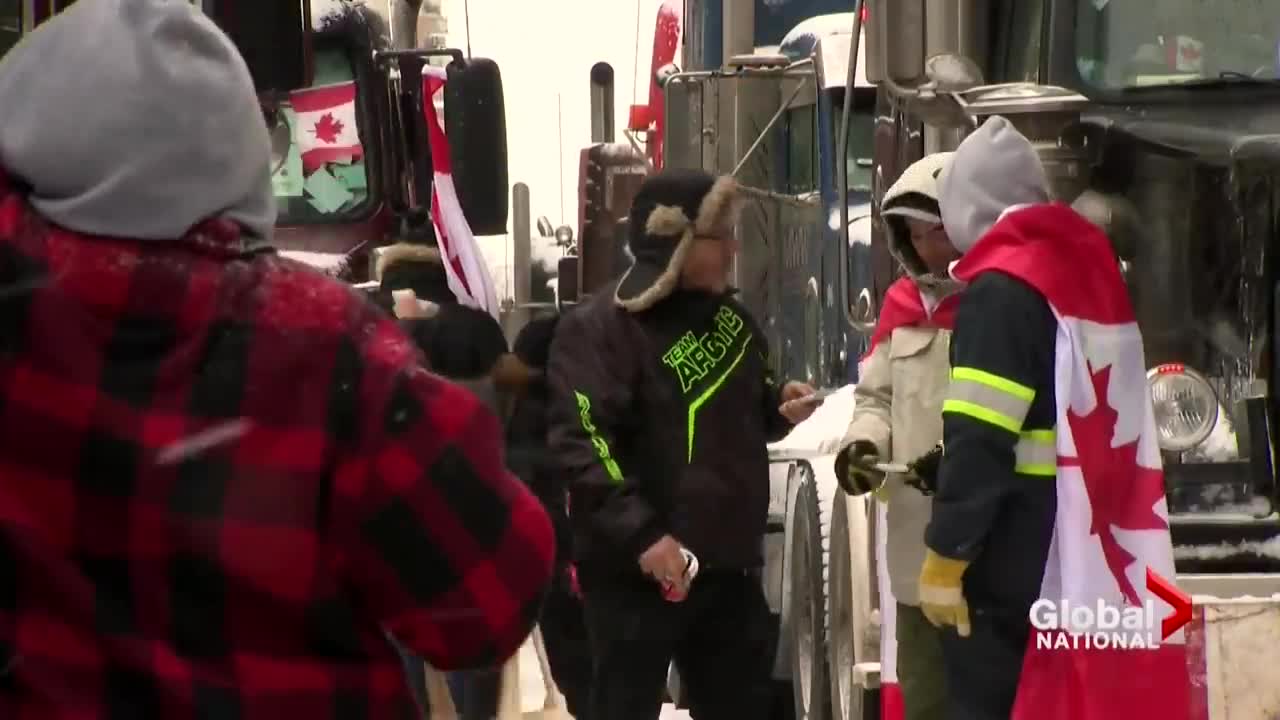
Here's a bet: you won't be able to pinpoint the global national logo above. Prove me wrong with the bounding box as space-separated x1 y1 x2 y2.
1029 567 1192 650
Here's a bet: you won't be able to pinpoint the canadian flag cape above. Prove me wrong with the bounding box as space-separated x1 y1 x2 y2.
421 68 501 318
865 276 960 358
290 82 364 173
949 204 1191 720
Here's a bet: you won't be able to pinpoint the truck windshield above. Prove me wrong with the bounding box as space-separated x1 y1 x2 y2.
1075 0 1280 89
845 110 873 193
833 87 874 194
265 47 370 225
0 0 19 57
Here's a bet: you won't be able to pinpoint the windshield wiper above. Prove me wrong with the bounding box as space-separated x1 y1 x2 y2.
1131 71 1280 91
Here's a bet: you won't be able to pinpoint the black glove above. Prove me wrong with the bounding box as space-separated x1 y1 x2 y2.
905 444 943 495
835 439 885 496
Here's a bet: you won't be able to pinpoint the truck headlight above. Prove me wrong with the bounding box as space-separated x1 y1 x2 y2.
1148 364 1219 452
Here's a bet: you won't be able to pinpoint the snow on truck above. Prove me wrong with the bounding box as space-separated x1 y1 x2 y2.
657 1 1280 719
4 0 510 287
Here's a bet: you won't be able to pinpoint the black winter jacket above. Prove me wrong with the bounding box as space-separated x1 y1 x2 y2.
507 379 574 580
926 271 1058 617
546 284 793 580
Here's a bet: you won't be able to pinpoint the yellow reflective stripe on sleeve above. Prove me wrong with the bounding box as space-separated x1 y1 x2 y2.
951 367 1036 401
1014 430 1056 476
943 367 1036 433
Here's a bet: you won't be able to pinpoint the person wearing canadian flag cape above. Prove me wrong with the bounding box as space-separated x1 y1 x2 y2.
920 116 1192 720
831 151 961 720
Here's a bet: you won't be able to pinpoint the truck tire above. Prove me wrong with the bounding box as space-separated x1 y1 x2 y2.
774 462 804 679
827 493 878 720
789 464 836 720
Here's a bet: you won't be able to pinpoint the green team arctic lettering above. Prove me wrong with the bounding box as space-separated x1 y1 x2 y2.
662 306 746 393
661 306 752 461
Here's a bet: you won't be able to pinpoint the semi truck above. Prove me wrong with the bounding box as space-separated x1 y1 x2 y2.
2 0 510 285
662 1 1280 719
852 1 1280 718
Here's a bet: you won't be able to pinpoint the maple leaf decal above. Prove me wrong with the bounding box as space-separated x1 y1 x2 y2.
311 113 344 144
1060 364 1168 606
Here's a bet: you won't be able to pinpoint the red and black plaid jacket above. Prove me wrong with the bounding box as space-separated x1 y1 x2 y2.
0 170 554 718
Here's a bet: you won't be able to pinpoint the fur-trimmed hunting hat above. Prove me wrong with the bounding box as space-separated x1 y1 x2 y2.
614 168 741 312
375 211 455 308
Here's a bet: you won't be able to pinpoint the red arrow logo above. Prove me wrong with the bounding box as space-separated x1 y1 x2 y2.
1146 567 1192 639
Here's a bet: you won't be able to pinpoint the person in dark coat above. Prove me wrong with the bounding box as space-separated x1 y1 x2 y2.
921 117 1058 720
507 313 593 720
375 213 511 378
546 168 823 720
0 2 554 717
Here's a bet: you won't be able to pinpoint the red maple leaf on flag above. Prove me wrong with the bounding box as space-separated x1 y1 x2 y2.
1180 43 1202 62
1060 364 1168 606
311 113 344 144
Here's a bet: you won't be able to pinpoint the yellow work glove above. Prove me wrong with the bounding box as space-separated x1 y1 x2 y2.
918 548 971 637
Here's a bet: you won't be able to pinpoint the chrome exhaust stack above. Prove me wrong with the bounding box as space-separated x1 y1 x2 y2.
590 62 615 143
388 0 423 50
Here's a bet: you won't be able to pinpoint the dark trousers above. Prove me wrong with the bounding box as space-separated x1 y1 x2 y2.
446 668 502 720
391 636 429 717
539 585 594 720
937 605 1031 720
896 603 947 720
581 569 775 720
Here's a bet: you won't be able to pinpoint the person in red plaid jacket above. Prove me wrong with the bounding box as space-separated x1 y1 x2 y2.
0 1 555 717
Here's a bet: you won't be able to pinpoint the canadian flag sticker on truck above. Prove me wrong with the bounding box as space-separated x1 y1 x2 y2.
290 81 364 172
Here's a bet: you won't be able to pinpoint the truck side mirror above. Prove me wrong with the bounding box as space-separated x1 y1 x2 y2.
922 54 984 94
908 53 985 128
445 58 510 236
207 0 309 93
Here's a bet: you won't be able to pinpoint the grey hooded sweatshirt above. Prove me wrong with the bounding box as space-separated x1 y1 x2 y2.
937 116 1051 255
0 0 275 243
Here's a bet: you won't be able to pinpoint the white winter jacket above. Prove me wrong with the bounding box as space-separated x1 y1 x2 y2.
839 323 951 606
838 151 958 607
